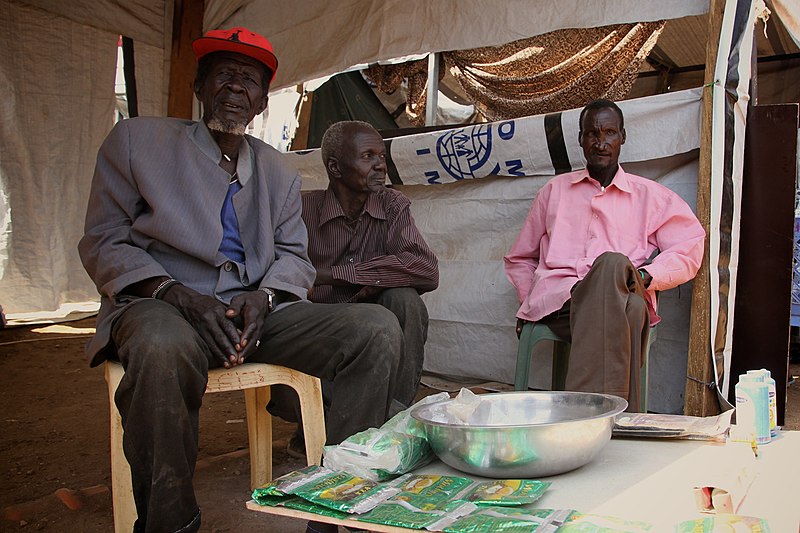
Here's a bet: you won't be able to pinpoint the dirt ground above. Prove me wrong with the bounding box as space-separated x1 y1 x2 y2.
1 317 799 532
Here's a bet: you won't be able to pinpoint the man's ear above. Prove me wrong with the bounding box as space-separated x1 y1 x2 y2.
621 127 626 145
255 94 269 116
326 156 341 179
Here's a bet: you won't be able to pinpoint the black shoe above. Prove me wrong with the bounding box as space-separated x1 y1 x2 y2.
305 520 338 533
287 432 306 460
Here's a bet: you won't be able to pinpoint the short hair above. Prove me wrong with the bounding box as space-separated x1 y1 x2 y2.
194 52 272 96
320 120 378 167
578 99 625 132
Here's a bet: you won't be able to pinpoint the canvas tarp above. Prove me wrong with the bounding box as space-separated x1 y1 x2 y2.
0 0 788 407
0 0 709 321
288 89 703 412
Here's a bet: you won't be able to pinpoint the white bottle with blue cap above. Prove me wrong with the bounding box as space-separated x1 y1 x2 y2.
735 373 770 444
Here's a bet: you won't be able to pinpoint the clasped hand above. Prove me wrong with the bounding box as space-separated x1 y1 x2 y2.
163 286 270 368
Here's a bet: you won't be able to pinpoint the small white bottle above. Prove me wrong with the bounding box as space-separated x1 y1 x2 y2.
736 374 770 444
747 369 778 438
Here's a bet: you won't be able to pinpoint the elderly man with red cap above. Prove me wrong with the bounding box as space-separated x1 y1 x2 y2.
79 28 403 533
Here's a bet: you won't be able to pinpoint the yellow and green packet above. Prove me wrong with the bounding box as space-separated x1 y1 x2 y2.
392 474 476 510
559 512 654 532
674 515 771 532
249 492 350 521
433 506 575 533
289 470 400 514
456 479 551 506
251 465 329 499
250 492 288 507
282 495 350 521
356 499 477 530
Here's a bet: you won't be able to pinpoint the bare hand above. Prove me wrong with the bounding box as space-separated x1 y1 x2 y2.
225 290 271 364
162 285 241 368
351 285 382 302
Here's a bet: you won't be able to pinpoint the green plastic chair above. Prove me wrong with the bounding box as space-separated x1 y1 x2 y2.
513 321 656 412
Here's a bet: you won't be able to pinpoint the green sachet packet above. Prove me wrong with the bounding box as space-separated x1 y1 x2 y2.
674 515 771 533
433 506 575 533
356 499 477 530
282 495 350 520
559 512 654 532
251 465 328 499
289 470 400 514
250 493 289 507
249 492 349 521
391 474 476 510
456 479 551 506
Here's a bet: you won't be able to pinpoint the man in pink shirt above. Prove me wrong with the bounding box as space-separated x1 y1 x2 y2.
504 99 705 411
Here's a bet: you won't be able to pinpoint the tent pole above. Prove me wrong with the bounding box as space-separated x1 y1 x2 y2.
168 0 204 119
684 0 724 417
425 53 440 126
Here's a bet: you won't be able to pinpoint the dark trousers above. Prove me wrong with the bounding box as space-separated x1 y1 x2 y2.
367 287 429 410
538 252 649 411
111 298 403 533
272 287 429 436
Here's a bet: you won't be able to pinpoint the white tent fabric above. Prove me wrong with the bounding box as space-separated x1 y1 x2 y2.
772 0 800 47
221 0 709 91
288 89 703 189
288 89 703 412
0 0 709 322
0 0 777 409
1 1 119 322
707 0 763 405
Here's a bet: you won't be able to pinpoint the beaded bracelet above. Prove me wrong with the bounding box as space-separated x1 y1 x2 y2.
152 278 180 299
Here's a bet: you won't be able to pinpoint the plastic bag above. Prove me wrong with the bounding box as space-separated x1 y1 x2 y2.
323 392 450 481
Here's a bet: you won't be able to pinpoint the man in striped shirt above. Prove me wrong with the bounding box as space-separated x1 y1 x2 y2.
304 120 440 410
273 121 439 461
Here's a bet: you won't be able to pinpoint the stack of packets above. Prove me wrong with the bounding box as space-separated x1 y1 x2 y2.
613 410 734 441
674 515 771 532
252 467 660 532
322 391 450 481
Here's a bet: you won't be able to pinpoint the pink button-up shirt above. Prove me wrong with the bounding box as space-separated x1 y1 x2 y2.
504 166 705 325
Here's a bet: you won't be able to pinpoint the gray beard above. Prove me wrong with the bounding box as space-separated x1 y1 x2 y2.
207 117 246 136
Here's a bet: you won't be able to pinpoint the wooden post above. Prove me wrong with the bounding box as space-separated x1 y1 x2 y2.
684 0 725 416
167 0 204 119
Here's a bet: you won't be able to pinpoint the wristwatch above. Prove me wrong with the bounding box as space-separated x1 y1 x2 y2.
259 287 276 312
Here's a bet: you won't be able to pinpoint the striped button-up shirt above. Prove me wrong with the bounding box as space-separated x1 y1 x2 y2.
301 187 439 304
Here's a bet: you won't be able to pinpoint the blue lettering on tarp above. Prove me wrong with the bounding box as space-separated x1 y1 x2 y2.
425 171 442 184
505 159 525 176
498 121 515 141
436 125 493 180
416 148 431 155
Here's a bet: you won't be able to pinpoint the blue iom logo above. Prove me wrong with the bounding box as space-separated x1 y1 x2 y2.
418 121 519 184
437 125 493 181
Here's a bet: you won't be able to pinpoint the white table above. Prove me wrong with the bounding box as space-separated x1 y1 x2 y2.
247 431 800 532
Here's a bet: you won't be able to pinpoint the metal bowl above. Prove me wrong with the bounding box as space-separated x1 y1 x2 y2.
411 391 627 478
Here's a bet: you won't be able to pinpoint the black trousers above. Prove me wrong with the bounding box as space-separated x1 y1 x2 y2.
111 298 403 533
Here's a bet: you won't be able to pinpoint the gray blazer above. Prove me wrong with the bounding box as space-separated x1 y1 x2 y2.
78 117 315 366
